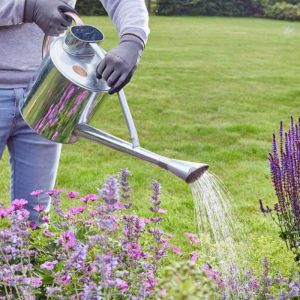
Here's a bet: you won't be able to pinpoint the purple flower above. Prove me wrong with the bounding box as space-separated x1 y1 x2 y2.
144 272 156 292
252 280 259 289
47 189 62 196
202 264 224 288
33 205 45 212
185 232 200 245
123 241 144 260
68 206 87 216
289 280 300 297
80 194 99 203
30 190 44 196
267 117 300 255
67 191 79 198
46 287 61 296
43 229 55 238
58 273 71 285
42 215 50 223
190 251 199 262
115 278 129 293
172 246 182 255
119 169 131 200
40 260 58 270
29 222 37 230
12 199 28 210
0 208 8 218
30 277 42 288
60 231 76 249
101 176 120 205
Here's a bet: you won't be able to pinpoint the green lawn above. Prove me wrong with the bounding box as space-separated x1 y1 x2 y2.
1 16 300 275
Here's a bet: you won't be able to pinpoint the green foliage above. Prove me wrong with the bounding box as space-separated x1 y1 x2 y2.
156 0 300 20
156 0 261 16
265 1 300 20
155 261 219 299
76 0 106 15
74 0 300 20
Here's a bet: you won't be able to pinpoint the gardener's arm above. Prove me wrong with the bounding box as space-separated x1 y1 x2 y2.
0 0 25 26
0 0 75 36
97 0 150 94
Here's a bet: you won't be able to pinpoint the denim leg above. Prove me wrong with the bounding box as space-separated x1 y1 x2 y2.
0 90 15 158
7 88 62 223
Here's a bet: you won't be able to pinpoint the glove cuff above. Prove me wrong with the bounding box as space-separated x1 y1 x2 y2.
120 34 145 51
24 0 36 23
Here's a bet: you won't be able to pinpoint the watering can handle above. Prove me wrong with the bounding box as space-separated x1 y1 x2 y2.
42 11 84 58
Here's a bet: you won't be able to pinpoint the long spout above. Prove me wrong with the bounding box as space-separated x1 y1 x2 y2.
74 124 208 183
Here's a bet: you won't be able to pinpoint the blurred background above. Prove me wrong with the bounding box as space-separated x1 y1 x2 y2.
77 0 300 21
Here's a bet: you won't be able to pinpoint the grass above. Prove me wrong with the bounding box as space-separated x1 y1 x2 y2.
1 16 300 275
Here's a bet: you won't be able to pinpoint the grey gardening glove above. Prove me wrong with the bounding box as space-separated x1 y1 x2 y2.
96 34 145 94
24 0 76 36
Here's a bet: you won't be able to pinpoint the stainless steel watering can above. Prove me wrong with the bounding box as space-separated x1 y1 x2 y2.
21 13 208 183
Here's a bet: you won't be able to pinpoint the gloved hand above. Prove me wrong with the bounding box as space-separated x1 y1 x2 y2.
96 34 145 94
24 0 76 36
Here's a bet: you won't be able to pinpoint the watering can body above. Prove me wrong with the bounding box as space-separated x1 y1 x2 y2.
21 14 208 183
22 21 110 144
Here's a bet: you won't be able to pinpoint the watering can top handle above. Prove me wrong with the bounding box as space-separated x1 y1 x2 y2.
42 11 84 58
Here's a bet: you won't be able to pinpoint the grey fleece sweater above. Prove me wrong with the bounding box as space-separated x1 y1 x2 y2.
0 0 150 89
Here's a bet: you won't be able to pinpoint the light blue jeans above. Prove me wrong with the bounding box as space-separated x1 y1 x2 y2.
0 88 62 223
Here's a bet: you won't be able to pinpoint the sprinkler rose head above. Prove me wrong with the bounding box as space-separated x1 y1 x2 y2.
166 160 209 183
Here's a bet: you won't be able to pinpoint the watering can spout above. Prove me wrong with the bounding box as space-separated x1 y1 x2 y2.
74 123 209 183
166 160 209 183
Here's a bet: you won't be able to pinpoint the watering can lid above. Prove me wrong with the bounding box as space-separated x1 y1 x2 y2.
50 36 110 93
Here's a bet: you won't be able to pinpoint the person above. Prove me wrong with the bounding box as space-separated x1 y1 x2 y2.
0 0 149 225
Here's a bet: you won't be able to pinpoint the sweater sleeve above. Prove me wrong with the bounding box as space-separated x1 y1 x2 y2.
0 0 25 26
99 0 150 46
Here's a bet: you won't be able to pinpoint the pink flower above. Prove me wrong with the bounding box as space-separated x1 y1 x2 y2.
252 280 259 289
68 206 87 216
47 189 62 196
190 251 199 262
63 212 73 219
172 246 182 255
5 206 14 215
60 231 76 249
12 199 28 210
87 194 98 201
115 279 129 293
89 210 97 217
33 205 45 212
43 229 55 238
80 194 99 203
30 190 44 196
114 202 127 210
144 273 156 291
42 215 50 223
67 191 79 199
185 232 200 245
158 208 167 214
58 274 71 285
41 260 58 270
80 196 89 203
124 242 144 260
29 222 37 230
30 277 42 288
0 208 8 218
202 264 224 288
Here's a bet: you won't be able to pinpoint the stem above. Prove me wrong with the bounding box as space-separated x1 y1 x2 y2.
1 282 9 298
0 245 23 299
